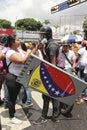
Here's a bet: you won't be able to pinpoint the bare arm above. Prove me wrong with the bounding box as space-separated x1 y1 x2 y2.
0 52 5 60
72 58 76 71
9 49 32 64
9 45 39 64
76 54 80 63
50 55 56 65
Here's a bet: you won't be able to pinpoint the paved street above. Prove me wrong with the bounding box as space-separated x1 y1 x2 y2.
0 87 87 130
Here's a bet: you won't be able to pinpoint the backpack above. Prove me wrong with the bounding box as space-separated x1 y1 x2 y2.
0 58 11 78
0 46 12 77
0 59 7 78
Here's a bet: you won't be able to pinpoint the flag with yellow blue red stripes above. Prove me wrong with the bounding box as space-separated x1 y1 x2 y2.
17 54 87 105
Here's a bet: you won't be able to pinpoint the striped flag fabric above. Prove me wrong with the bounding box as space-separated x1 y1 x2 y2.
17 54 87 105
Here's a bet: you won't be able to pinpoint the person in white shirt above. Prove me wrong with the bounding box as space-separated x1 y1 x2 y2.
29 42 43 59
57 41 76 74
76 40 87 81
82 44 87 100
57 41 76 117
5 35 38 124
75 40 87 104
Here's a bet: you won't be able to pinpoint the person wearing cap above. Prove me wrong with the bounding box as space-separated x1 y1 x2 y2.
57 40 76 117
57 41 76 73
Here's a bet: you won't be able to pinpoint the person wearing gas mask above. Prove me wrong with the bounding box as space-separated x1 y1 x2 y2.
33 26 60 124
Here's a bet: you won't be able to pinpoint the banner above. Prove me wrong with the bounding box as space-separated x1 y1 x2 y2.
17 54 87 105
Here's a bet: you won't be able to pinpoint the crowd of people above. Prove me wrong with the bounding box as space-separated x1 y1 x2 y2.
0 26 87 125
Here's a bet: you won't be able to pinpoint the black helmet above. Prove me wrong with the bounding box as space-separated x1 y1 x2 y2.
40 26 52 40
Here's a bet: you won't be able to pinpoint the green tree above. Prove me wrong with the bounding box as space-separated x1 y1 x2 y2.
43 19 50 25
53 24 60 37
54 24 60 29
15 18 42 31
73 30 80 34
83 16 87 39
0 19 12 28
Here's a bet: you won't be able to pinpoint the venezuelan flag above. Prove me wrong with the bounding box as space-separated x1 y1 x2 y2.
28 62 75 98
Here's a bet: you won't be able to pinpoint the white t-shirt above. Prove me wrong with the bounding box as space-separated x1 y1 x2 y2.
6 48 25 76
64 50 76 69
1 47 10 54
78 47 86 66
82 50 87 73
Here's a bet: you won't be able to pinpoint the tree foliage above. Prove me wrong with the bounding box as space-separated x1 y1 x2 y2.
83 16 87 39
15 18 43 31
73 30 80 35
43 19 50 25
53 24 60 29
0 19 12 28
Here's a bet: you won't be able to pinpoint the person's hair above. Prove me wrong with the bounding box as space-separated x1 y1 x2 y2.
5 34 16 47
32 42 36 47
81 40 86 47
21 43 27 51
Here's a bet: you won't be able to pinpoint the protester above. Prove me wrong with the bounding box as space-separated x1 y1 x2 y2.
82 42 87 101
72 43 80 57
22 41 43 108
57 41 76 73
76 40 87 104
20 41 33 107
0 38 6 106
29 41 43 59
0 52 5 105
0 38 9 107
5 34 38 124
57 41 76 117
1 43 10 109
76 40 87 81
33 26 60 125
16 41 43 108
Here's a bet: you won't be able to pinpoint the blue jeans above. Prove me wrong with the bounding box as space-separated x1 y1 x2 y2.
4 81 9 103
78 65 85 81
24 87 32 104
84 73 87 96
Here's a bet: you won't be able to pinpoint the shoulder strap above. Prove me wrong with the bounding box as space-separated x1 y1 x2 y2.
7 62 12 68
62 50 72 66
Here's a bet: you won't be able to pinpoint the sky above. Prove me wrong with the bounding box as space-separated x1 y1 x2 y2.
0 0 87 26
